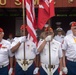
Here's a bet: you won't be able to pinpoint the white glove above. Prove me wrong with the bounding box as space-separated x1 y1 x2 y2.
19 36 26 43
59 71 63 75
8 68 13 75
45 35 52 42
33 67 39 74
63 67 68 74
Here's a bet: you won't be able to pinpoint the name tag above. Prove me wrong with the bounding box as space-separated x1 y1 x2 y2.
2 46 7 49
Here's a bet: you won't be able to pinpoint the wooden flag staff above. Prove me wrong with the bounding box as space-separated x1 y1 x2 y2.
48 20 53 75
22 0 26 66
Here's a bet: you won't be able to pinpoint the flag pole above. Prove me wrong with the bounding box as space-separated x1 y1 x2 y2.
48 20 53 75
22 0 25 25
48 20 51 71
22 0 26 66
48 0 54 73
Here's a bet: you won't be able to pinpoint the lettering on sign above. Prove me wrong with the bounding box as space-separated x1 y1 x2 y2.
0 0 6 5
0 0 39 7
15 0 21 6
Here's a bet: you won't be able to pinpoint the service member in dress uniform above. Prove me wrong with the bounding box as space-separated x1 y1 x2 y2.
11 25 37 75
0 28 13 75
66 21 74 35
7 33 14 44
62 22 76 75
33 27 63 75
54 28 65 43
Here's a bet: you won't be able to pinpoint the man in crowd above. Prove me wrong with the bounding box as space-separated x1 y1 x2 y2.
7 33 14 43
62 21 76 75
0 28 13 75
11 25 37 75
66 21 75 35
54 28 65 43
33 27 63 75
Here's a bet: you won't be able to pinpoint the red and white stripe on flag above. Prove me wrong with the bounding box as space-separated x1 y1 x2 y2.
38 0 55 30
26 0 37 44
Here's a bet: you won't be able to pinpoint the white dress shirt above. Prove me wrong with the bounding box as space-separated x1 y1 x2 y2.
11 37 37 60
54 35 65 43
7 38 14 43
62 34 76 59
66 30 72 35
0 39 13 65
38 39 63 65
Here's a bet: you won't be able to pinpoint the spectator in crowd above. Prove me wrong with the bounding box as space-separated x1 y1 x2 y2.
7 33 14 43
54 28 65 43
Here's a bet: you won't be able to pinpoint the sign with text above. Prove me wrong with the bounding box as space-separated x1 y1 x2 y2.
0 0 39 8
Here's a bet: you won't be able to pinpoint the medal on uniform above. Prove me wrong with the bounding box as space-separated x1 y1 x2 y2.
27 44 31 50
27 45 30 47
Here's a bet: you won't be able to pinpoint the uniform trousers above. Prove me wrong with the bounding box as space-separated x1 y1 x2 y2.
15 62 35 75
0 66 8 75
66 59 76 75
39 66 59 75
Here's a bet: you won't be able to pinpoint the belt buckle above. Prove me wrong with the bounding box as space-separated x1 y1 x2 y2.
21 60 29 65
51 65 53 68
22 60 28 71
48 65 55 69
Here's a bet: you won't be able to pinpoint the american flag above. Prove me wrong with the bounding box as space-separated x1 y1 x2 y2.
26 0 37 44
19 0 37 44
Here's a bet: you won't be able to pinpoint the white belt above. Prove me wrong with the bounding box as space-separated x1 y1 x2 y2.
67 58 76 62
41 63 59 75
16 59 33 71
0 63 8 68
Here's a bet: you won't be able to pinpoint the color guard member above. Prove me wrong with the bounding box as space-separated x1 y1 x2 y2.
0 28 13 75
33 27 63 75
62 22 76 75
11 25 37 75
